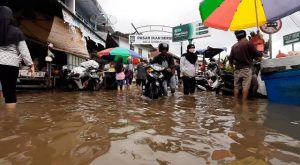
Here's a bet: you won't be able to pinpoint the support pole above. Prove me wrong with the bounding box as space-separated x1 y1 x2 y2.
131 23 140 34
269 34 272 59
130 42 134 51
180 42 183 56
254 0 259 31
292 43 295 51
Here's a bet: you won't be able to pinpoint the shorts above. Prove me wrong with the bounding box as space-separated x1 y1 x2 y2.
117 80 125 86
234 68 252 90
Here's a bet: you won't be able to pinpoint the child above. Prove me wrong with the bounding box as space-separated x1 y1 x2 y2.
115 58 125 91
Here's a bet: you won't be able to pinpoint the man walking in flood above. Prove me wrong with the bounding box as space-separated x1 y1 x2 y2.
229 30 261 101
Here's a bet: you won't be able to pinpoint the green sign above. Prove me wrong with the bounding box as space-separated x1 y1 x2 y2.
172 21 210 42
283 31 300 45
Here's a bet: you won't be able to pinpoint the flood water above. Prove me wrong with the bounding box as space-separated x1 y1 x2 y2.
0 88 300 165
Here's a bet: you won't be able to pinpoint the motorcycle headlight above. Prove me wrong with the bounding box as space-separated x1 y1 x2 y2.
159 74 164 78
155 81 160 86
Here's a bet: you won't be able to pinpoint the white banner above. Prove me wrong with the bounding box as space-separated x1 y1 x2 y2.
129 35 172 45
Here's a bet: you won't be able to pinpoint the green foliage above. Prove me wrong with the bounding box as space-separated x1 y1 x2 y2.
220 56 233 73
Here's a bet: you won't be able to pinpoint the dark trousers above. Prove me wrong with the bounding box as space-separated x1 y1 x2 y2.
182 76 196 95
0 64 19 103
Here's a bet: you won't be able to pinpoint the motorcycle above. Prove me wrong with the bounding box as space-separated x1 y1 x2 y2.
219 71 234 95
196 74 221 92
144 64 165 99
196 60 221 92
67 60 103 91
218 61 261 96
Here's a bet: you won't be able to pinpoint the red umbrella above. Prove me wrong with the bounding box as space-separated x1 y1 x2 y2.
97 48 113 57
132 58 140 65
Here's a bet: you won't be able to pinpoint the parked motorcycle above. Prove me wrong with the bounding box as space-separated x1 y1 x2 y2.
144 64 165 99
219 71 234 95
218 61 261 96
196 59 221 92
67 60 103 91
196 74 221 92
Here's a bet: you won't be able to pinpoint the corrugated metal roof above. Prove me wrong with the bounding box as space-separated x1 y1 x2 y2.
75 0 114 32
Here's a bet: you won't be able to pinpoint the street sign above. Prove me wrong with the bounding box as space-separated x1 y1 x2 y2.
260 20 282 34
172 21 210 42
283 31 300 46
129 35 172 45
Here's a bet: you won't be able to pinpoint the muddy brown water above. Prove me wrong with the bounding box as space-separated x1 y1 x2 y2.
0 88 300 165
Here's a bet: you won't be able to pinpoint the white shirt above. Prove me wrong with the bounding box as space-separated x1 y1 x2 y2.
0 41 33 67
180 56 198 77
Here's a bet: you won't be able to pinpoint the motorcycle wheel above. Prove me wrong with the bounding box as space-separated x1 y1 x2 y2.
149 83 159 99
68 81 79 91
91 79 101 91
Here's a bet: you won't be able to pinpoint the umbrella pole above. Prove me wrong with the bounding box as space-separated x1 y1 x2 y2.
269 34 272 59
254 0 259 32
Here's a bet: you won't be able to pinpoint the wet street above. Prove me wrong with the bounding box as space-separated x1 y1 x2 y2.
0 88 300 165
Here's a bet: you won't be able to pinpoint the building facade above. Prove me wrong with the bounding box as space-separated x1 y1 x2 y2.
1 0 113 88
112 32 153 61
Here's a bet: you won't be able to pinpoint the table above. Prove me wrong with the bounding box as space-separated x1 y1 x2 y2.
17 77 51 89
103 71 117 89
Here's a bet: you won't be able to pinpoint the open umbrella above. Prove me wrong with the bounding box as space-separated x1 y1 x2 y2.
97 47 142 64
196 47 226 59
199 0 300 31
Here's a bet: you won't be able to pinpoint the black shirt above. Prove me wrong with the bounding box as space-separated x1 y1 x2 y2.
229 39 261 70
151 53 175 78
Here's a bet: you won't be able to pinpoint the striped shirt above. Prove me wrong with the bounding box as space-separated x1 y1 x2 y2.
0 41 33 67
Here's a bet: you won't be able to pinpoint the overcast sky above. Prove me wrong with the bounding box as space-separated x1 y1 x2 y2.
99 0 300 58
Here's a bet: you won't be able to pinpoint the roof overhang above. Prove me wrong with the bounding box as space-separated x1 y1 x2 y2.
75 0 114 32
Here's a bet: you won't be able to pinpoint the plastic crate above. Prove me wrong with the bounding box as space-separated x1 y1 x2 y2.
262 69 300 105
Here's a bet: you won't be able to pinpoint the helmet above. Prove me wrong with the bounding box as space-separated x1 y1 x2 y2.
187 44 195 49
158 43 169 52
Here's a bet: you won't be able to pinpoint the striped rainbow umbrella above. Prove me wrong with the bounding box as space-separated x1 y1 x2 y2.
199 0 300 31
97 47 141 64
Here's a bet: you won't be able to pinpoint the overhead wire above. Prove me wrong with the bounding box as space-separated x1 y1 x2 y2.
288 14 300 30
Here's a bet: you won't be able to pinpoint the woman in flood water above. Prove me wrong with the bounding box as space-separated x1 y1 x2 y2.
0 6 35 110
115 57 125 92
180 44 198 95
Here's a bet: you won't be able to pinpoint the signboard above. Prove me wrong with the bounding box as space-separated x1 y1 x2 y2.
129 35 172 45
172 21 210 42
260 20 282 34
283 31 300 46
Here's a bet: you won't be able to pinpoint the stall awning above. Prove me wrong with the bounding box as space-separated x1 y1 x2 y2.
19 12 52 43
47 16 89 58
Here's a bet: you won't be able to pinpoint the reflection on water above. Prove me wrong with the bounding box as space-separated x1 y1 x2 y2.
0 89 300 164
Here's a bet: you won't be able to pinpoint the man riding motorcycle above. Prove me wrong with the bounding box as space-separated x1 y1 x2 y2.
150 43 176 95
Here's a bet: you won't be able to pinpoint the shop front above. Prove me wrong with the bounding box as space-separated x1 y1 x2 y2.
16 11 105 88
2 0 107 89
